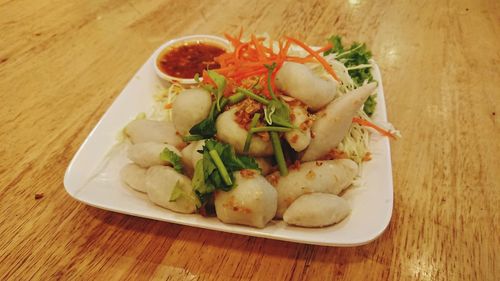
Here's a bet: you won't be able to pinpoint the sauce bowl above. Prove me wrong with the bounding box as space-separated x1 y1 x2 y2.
153 35 231 84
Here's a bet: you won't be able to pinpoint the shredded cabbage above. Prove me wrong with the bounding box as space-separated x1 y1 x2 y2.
151 82 183 121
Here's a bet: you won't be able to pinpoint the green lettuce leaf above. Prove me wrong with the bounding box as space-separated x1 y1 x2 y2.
159 147 183 173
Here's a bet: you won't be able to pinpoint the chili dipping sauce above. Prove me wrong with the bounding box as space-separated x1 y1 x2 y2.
157 42 226 79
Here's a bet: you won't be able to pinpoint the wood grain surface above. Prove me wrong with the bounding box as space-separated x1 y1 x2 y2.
1 0 499 280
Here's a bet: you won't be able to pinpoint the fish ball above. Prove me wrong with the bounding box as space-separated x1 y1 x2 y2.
283 193 350 227
271 159 357 218
128 142 181 168
276 62 337 111
125 119 182 147
216 108 273 157
215 171 277 228
145 166 196 214
120 163 147 193
172 88 212 136
302 82 376 161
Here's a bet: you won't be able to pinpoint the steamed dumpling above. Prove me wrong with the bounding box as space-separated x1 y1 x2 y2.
214 170 277 228
302 82 376 161
120 163 147 192
270 159 357 218
125 119 182 147
172 88 212 136
180 140 205 176
145 166 197 214
284 103 311 152
127 142 181 168
276 62 337 111
283 193 350 227
216 108 273 157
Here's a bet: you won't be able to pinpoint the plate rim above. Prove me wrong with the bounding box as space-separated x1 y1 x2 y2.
63 46 393 247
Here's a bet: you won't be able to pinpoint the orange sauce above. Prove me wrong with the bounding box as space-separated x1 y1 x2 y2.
157 42 226 79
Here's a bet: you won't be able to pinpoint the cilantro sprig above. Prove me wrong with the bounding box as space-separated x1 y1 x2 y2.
324 35 377 116
184 72 245 141
192 139 260 204
159 147 183 173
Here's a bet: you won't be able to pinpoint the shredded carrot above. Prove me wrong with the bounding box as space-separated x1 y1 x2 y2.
209 32 340 101
164 103 173 109
202 70 215 86
352 117 396 139
285 36 340 82
310 43 333 55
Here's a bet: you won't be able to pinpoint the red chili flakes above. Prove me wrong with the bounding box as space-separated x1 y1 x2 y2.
290 134 299 144
234 98 263 129
322 149 348 160
266 173 280 186
306 170 316 180
315 161 324 166
289 160 301 170
362 152 372 161
232 206 252 214
310 131 316 139
284 97 304 107
299 118 313 132
239 169 256 178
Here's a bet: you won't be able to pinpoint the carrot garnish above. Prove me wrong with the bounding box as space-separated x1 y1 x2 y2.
285 36 340 82
352 117 396 139
311 43 333 54
202 70 215 86
209 32 341 102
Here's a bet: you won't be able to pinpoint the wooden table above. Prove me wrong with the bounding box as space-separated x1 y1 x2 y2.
1 0 498 280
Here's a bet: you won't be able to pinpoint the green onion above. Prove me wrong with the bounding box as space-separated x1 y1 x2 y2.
227 92 245 105
183 135 205 142
264 63 278 100
236 88 270 105
270 132 288 176
243 113 261 153
249 126 292 133
208 149 232 186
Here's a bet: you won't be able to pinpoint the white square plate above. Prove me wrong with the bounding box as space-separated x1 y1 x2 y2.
64 46 393 247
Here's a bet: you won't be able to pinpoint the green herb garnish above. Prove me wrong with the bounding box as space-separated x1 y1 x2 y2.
159 147 183 173
324 35 377 116
192 139 260 203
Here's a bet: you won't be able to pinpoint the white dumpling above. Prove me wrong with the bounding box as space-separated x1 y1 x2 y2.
125 119 182 147
302 82 376 161
188 140 205 168
120 163 147 193
275 62 337 111
216 108 273 157
145 166 197 214
127 142 181 168
215 107 273 157
284 104 311 152
270 159 357 218
283 193 350 227
180 141 197 169
172 88 212 136
180 140 205 176
214 171 277 228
